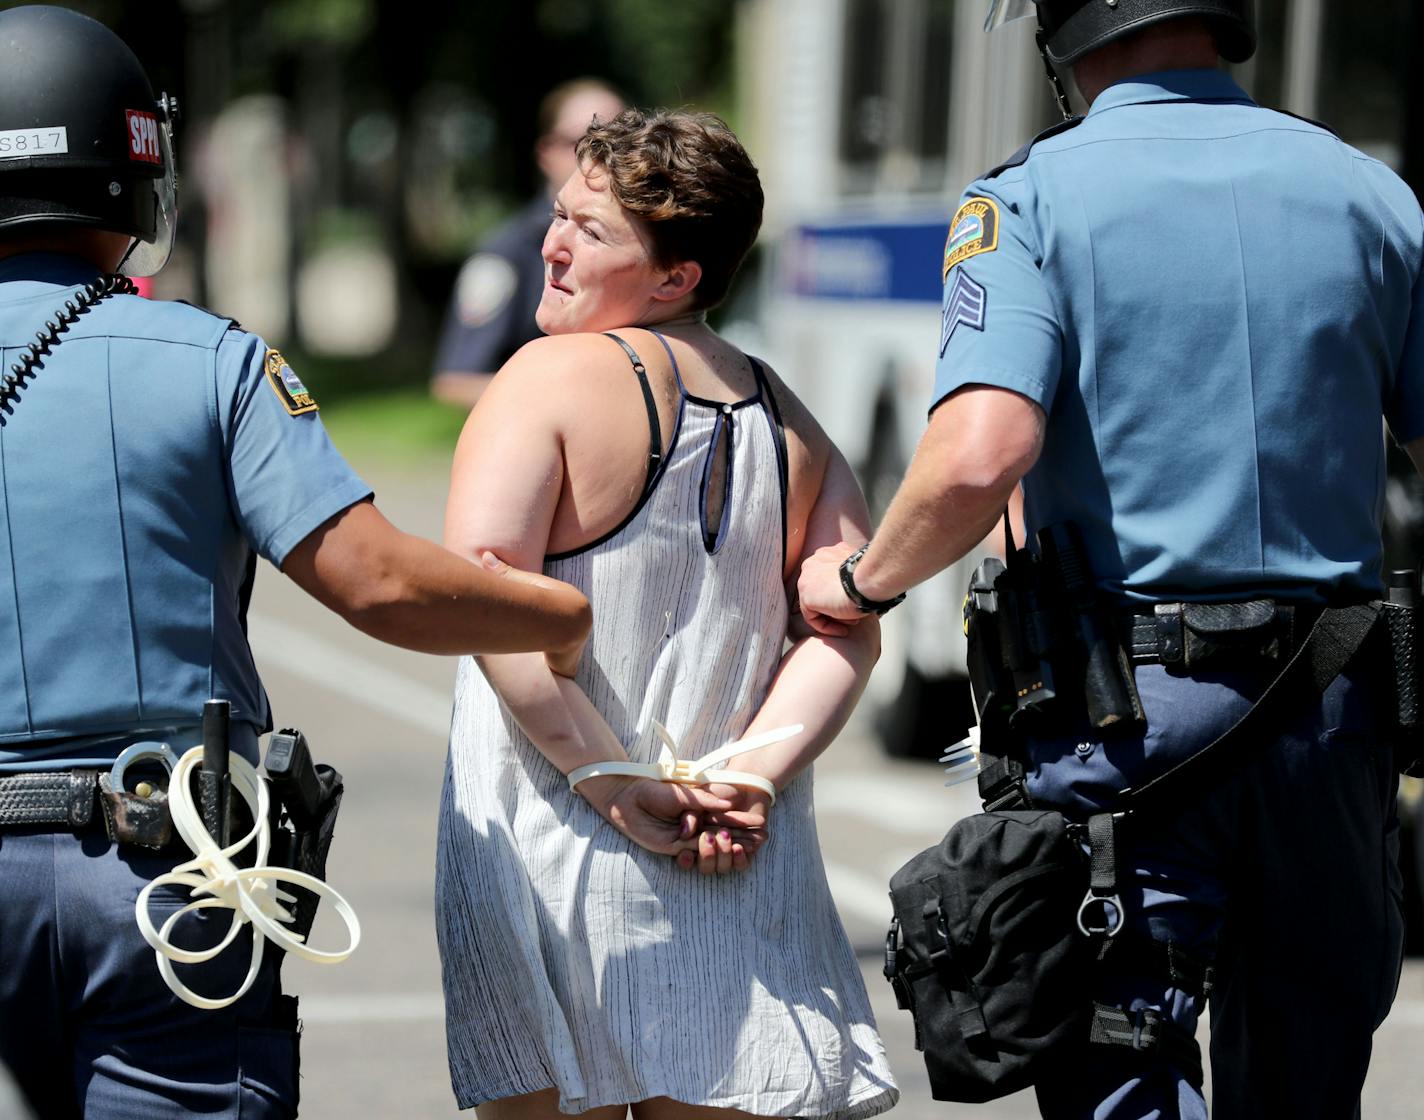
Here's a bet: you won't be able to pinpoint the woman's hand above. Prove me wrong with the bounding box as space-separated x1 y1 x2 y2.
479 551 588 677
577 775 735 859
676 787 773 874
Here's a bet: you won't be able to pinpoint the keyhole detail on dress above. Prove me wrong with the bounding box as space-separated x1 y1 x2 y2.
700 406 735 554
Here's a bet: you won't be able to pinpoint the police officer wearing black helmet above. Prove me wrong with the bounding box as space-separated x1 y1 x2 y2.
801 0 1418 1116
0 7 628 1118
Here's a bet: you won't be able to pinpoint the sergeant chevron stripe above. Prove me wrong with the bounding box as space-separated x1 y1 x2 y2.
940 270 987 356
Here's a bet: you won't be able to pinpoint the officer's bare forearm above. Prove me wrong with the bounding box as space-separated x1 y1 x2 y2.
853 387 1045 602
282 500 591 656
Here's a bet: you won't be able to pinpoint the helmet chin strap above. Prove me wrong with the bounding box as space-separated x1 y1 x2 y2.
1036 24 1076 120
115 236 140 276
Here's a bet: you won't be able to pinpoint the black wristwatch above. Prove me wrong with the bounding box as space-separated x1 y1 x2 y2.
838 545 906 616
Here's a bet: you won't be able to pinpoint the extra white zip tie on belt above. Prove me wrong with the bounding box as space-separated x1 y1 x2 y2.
134 746 361 1010
565 721 804 803
941 723 983 788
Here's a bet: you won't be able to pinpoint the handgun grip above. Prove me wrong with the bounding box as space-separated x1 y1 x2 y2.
266 728 323 829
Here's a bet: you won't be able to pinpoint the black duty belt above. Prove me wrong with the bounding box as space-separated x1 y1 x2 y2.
1118 599 1322 668
0 768 100 827
0 767 179 850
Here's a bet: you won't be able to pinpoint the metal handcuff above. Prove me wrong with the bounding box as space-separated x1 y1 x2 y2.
565 721 804 801
109 740 182 795
115 743 361 1010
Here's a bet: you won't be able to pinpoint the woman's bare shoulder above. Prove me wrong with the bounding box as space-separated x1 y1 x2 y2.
499 332 628 381
485 333 642 412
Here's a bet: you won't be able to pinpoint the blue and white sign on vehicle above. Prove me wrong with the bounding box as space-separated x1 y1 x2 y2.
783 220 948 304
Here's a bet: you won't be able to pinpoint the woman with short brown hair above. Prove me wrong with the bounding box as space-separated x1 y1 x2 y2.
436 108 897 1120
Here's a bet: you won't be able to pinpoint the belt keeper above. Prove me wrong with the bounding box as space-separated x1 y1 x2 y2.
67 768 96 827
1154 603 1184 664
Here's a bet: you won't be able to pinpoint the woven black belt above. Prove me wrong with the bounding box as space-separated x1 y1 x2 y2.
0 769 99 828
1118 599 1319 667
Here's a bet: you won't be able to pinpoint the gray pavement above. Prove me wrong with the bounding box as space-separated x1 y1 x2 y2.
247 459 1424 1118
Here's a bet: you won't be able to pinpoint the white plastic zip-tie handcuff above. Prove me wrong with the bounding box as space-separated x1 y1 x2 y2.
940 724 983 788
565 721 804 802
133 745 361 1010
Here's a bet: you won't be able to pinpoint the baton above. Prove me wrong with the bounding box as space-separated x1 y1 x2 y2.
200 699 232 847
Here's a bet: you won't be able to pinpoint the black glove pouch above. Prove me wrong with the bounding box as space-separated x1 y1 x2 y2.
1179 599 1280 666
885 810 1092 1103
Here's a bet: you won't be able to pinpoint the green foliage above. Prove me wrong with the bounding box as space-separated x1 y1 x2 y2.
319 389 469 464
265 0 375 46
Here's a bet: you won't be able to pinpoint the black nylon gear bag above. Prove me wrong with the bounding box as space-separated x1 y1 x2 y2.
886 809 1091 1102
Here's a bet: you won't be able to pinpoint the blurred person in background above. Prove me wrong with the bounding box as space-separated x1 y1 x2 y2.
437 108 899 1120
0 9 596 1118
430 78 625 409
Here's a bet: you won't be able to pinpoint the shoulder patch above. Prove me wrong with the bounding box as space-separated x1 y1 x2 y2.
264 349 318 415
943 198 1000 279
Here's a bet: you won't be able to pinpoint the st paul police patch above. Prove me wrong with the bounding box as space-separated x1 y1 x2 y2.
940 271 987 356
943 197 1000 279
264 349 318 415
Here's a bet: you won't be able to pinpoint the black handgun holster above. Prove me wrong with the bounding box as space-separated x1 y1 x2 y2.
268 765 345 940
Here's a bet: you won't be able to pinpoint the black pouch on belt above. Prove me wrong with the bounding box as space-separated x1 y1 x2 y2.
1179 599 1280 666
884 811 1091 1102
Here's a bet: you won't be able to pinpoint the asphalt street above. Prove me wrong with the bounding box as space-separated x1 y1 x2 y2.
246 459 1424 1119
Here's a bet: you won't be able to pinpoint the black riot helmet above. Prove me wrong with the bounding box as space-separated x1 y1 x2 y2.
0 6 179 276
987 0 1255 66
987 0 1255 118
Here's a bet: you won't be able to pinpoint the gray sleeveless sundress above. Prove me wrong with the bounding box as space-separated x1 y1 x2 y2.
435 331 898 1117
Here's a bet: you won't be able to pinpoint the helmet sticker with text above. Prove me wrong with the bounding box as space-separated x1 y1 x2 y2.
125 110 161 164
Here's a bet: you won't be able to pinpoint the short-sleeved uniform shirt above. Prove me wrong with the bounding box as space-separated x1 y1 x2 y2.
432 195 552 378
0 253 373 770
932 69 1424 602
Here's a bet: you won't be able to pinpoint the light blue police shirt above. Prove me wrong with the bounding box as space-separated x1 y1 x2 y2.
0 254 373 770
932 69 1424 603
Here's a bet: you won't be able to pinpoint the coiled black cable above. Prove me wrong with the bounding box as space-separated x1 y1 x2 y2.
0 273 138 424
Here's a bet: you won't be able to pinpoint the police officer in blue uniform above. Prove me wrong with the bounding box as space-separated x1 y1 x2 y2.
800 1 1420 1116
0 9 599 1118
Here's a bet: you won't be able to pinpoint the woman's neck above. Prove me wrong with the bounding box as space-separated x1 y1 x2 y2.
638 309 709 333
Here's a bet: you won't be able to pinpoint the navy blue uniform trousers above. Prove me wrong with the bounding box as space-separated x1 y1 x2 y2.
0 827 299 1119
1023 659 1404 1120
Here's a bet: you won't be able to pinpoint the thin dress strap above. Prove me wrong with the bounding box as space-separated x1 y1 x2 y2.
602 332 662 495
647 329 693 399
750 357 789 566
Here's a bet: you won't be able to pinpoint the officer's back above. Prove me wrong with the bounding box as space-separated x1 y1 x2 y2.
964 69 1422 603
0 256 320 756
